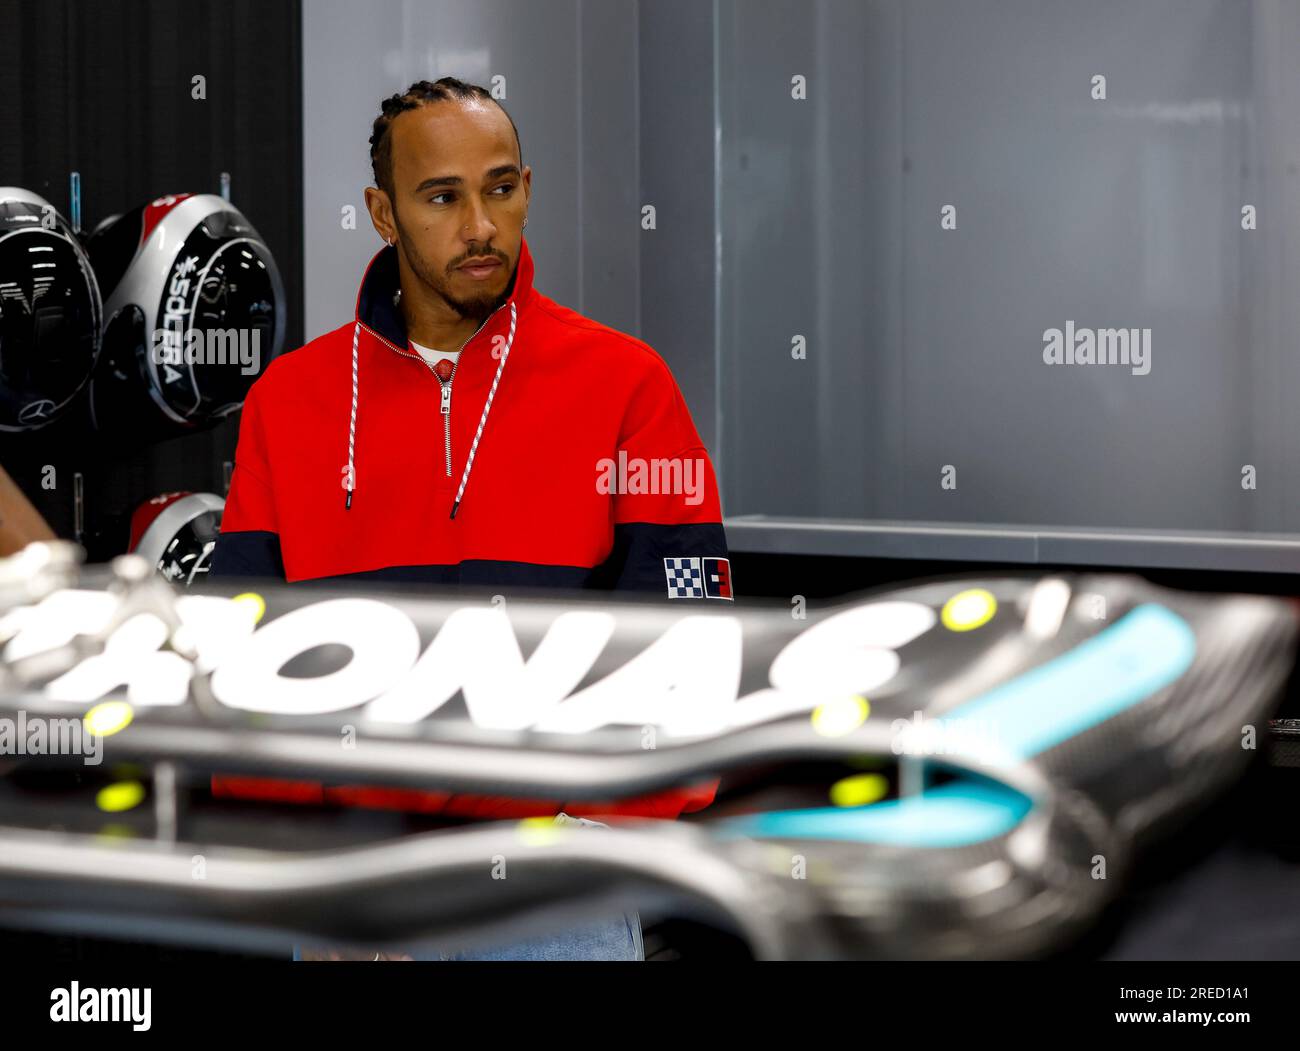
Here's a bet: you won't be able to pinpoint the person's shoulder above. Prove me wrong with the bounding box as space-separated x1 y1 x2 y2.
246 321 354 401
529 293 673 382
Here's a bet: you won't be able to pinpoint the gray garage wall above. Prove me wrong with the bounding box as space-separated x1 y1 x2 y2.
721 0 1299 529
304 0 1300 570
301 0 717 448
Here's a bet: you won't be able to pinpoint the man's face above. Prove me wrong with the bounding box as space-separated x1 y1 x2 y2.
379 99 530 322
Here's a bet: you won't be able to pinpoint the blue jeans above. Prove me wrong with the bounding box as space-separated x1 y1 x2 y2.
413 911 643 960
293 911 643 961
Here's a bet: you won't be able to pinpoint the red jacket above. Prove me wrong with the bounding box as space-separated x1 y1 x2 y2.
209 236 729 818
211 235 732 597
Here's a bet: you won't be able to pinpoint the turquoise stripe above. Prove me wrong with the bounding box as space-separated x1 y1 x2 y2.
726 780 1031 848
945 604 1195 760
725 603 1196 848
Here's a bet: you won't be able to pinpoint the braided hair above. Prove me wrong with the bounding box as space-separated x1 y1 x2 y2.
369 77 523 198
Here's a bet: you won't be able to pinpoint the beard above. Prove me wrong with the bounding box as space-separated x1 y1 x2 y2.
393 212 512 324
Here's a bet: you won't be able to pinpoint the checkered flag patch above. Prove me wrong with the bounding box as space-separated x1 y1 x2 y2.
663 556 704 598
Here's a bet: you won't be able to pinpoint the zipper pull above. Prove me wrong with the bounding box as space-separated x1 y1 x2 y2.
440 384 452 415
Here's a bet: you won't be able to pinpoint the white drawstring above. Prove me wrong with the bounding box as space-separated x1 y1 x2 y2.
344 320 359 509
346 302 516 516
451 301 516 519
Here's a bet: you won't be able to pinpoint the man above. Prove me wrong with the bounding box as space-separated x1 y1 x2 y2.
209 78 730 958
210 77 731 599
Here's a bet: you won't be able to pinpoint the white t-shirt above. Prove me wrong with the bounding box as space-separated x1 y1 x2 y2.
411 341 461 370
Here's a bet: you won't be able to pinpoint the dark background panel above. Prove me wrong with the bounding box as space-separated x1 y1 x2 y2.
0 0 303 559
729 549 1300 604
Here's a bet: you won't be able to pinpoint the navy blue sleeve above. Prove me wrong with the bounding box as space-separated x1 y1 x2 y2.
595 521 734 601
209 529 286 580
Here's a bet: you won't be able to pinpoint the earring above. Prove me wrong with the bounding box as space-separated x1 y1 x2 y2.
523 216 528 228
387 237 394 246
